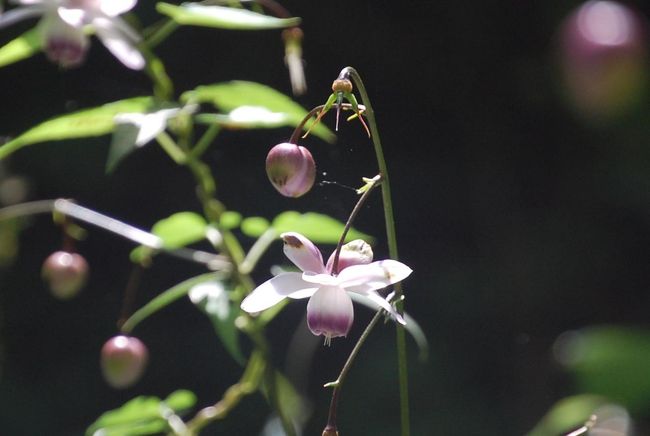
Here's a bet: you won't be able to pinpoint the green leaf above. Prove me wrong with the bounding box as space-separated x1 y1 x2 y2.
189 281 245 364
271 211 372 244
262 371 308 430
86 390 196 436
106 122 141 173
525 395 607 436
157 2 300 30
182 81 335 142
121 273 222 333
0 27 41 69
220 210 242 230
241 216 271 237
557 326 650 413
151 212 207 249
0 97 154 160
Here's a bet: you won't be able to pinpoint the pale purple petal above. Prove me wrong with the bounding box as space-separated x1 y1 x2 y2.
39 13 89 68
338 259 413 294
301 271 337 286
93 17 144 69
240 272 316 313
0 5 46 28
306 285 354 340
98 0 136 17
280 232 326 274
363 291 406 325
104 15 140 42
325 239 373 274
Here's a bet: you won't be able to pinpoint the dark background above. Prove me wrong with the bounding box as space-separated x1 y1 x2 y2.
2 1 650 434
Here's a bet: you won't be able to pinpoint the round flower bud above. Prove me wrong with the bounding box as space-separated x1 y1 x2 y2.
558 1 648 119
326 239 374 274
41 251 89 299
101 335 149 389
332 78 353 94
322 427 339 436
306 285 354 345
266 142 316 197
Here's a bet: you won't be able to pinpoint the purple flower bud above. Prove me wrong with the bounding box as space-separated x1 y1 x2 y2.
41 251 89 299
101 335 149 389
306 285 354 345
40 14 89 69
266 142 316 198
326 239 374 274
559 1 648 119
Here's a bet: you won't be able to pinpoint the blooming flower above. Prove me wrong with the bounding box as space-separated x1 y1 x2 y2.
0 0 144 69
241 232 412 344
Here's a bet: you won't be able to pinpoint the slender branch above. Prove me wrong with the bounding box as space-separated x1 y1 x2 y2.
325 309 383 432
339 66 411 436
330 175 381 275
239 228 278 275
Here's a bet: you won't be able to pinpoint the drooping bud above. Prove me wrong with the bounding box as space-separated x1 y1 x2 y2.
39 14 89 69
558 1 648 119
101 335 149 389
266 142 316 197
42 251 89 299
306 285 354 345
326 239 373 274
322 426 339 436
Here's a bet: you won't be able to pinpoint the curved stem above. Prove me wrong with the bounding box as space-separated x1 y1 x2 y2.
339 66 410 436
330 174 381 275
325 309 383 431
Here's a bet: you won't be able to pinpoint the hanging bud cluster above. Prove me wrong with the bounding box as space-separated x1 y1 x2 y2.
266 142 316 197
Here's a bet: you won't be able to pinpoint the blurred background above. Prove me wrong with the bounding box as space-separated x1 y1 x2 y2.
2 0 650 434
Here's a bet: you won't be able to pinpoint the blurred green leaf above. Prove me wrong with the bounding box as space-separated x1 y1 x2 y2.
241 216 271 237
0 97 153 160
181 81 335 142
0 28 41 68
151 211 207 249
525 395 607 436
220 210 242 230
121 273 221 333
157 2 300 30
189 280 245 364
86 390 196 436
271 211 372 244
262 371 308 430
558 326 650 413
106 122 141 173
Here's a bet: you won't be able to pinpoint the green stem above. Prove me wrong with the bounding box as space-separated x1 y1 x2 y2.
240 228 278 275
190 123 221 160
325 310 383 432
144 19 180 49
340 66 410 436
156 132 187 164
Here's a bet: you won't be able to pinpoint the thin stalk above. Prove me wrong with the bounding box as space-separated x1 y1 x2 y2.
339 66 410 436
190 123 221 160
144 19 179 49
330 175 381 275
325 309 383 432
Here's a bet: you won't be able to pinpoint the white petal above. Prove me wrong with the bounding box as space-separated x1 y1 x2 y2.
240 272 316 313
306 285 354 339
98 0 136 17
57 6 86 26
115 108 179 146
301 271 337 286
363 291 406 325
280 232 326 274
93 17 144 69
0 6 45 29
338 259 413 294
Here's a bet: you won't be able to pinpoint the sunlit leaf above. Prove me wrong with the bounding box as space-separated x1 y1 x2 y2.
0 28 41 69
121 273 221 333
157 2 300 30
555 326 650 413
189 281 244 364
525 395 608 436
271 211 372 244
220 210 242 230
86 390 196 436
181 81 335 142
241 216 271 237
151 211 207 249
0 97 154 160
